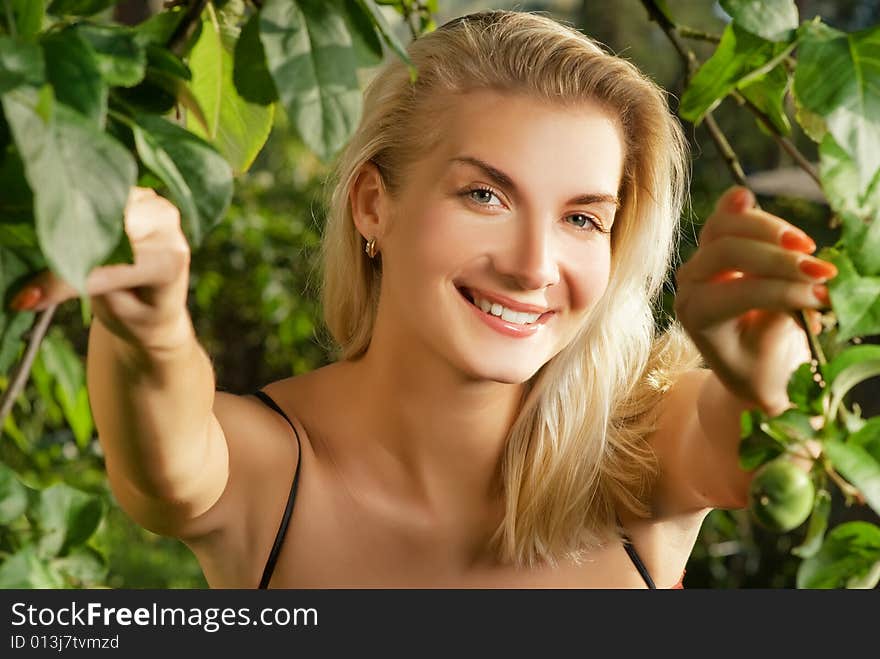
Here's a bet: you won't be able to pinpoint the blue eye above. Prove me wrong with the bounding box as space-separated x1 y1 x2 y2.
466 186 503 206
566 213 602 232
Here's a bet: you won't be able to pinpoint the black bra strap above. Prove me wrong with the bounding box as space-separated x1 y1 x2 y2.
621 535 657 589
252 390 303 589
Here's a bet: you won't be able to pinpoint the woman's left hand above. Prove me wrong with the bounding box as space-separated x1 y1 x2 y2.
673 186 836 417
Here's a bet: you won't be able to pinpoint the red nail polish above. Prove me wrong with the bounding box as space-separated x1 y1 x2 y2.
781 229 816 253
10 286 42 311
813 284 830 306
799 259 837 280
733 188 753 209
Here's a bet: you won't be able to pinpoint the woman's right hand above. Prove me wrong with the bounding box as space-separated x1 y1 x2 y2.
9 187 194 352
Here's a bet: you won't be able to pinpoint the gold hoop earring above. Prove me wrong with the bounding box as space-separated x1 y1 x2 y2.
365 237 378 259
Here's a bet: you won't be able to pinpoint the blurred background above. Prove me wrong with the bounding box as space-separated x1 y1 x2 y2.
4 0 879 588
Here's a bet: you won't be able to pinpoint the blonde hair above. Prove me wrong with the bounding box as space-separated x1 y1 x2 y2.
320 10 705 565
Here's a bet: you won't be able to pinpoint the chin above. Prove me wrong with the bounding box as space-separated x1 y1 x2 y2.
460 357 546 385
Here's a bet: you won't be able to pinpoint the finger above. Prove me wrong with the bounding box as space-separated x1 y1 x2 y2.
803 308 823 335
675 277 829 330
676 236 838 285
13 241 187 311
699 200 817 254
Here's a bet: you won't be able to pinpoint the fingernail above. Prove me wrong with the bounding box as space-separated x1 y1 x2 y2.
813 284 830 306
732 187 753 210
781 229 816 253
9 285 42 311
799 258 838 281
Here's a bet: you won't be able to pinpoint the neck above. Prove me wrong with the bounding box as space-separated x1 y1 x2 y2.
342 334 526 511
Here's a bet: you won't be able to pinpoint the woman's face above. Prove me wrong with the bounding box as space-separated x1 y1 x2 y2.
376 90 625 383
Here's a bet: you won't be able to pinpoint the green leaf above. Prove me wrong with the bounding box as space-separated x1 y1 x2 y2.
2 87 136 293
679 24 794 124
233 11 278 105
818 136 880 277
824 251 880 342
57 382 94 449
849 417 880 463
828 358 880 422
0 239 31 301
41 29 107 127
48 0 117 16
766 408 817 444
794 23 880 196
344 0 384 67
76 23 147 88
189 15 275 174
0 309 32 373
260 0 363 162
0 545 65 588
0 461 28 525
39 330 83 404
797 521 880 588
792 488 832 558
739 63 791 135
739 410 785 470
189 12 224 139
824 441 880 517
53 546 107 587
31 482 104 558
823 343 880 384
9 0 46 38
354 0 413 76
0 36 45 95
131 113 233 247
133 6 185 47
786 361 824 415
0 149 34 223
719 0 798 42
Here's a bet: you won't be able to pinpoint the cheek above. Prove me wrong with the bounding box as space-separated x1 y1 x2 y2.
566 245 611 311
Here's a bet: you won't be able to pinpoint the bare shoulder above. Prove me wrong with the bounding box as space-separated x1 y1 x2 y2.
159 388 298 540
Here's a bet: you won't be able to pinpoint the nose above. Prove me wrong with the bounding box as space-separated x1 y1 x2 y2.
494 216 561 291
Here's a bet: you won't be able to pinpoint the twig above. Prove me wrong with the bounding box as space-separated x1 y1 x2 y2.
678 26 720 43
0 306 57 432
400 3 420 41
732 91 822 187
166 0 210 55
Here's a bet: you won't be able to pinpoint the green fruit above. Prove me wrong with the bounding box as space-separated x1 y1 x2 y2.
748 458 815 532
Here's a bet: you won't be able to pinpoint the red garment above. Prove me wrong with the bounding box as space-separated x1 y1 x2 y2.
670 569 686 589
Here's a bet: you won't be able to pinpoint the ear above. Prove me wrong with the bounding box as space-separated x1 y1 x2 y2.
349 160 390 242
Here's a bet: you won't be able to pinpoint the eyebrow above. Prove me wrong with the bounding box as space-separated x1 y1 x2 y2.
448 156 620 208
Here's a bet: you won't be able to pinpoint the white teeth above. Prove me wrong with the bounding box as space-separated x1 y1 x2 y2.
469 293 542 325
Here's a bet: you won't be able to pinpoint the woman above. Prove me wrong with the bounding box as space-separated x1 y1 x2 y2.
10 10 834 588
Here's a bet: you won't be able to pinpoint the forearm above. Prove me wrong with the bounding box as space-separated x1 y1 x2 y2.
695 371 758 506
86 313 218 501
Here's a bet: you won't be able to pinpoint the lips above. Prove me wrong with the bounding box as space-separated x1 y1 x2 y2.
457 286 553 315
457 285 555 333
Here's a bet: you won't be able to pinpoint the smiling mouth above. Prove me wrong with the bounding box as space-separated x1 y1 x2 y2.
458 287 553 327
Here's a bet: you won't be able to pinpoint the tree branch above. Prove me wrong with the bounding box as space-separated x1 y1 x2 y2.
166 0 210 55
0 306 57 433
678 26 720 44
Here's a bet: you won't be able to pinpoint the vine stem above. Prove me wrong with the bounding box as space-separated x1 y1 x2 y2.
639 0 827 373
0 306 57 433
